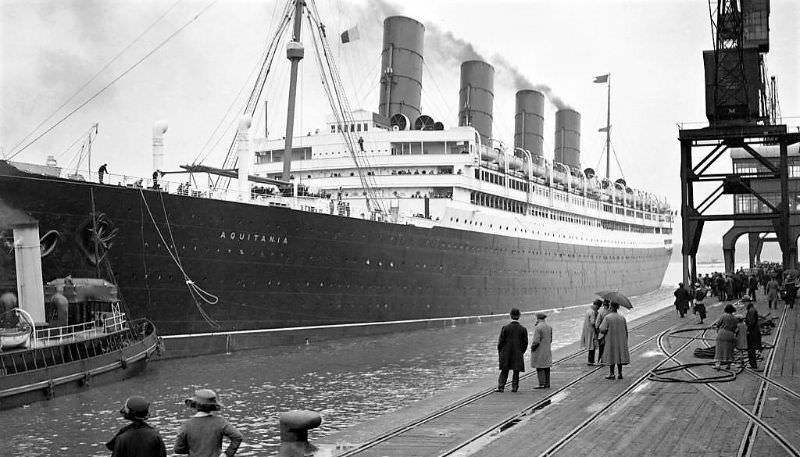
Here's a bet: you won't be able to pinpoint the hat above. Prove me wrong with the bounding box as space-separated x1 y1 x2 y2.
509 308 521 319
592 299 603 307
120 396 150 421
535 312 547 320
185 389 222 411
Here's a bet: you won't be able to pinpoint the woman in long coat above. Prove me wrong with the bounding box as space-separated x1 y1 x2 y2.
713 304 738 370
581 301 599 365
599 302 630 380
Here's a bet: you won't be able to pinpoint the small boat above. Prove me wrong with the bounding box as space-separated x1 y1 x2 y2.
0 277 160 410
0 324 32 350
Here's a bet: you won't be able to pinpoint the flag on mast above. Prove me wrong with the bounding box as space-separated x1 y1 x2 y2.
340 26 360 43
593 74 609 83
598 126 610 132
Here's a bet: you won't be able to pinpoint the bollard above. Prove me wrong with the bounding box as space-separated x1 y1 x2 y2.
278 410 322 457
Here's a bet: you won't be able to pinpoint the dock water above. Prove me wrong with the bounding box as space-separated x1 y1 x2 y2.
316 294 800 457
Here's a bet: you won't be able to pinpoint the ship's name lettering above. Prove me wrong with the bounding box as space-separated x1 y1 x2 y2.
220 231 288 245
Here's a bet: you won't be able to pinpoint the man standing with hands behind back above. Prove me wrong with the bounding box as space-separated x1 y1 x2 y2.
497 308 528 392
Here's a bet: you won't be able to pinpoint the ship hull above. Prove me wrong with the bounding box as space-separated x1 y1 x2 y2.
0 161 671 340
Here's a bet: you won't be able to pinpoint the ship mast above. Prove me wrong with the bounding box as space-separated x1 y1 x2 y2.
604 74 611 180
282 0 305 183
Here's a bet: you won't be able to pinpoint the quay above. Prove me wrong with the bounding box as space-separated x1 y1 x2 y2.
315 295 800 457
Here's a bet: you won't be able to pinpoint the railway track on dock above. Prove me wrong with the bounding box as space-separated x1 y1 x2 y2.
534 305 800 457
335 309 683 457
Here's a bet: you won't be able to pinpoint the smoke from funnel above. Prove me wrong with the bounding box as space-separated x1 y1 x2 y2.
492 55 571 110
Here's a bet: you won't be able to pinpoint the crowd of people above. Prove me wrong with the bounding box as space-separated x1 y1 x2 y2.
106 389 242 457
495 263 785 391
671 263 786 374
496 298 632 392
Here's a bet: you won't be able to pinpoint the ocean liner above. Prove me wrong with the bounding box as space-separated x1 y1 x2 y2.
0 2 672 350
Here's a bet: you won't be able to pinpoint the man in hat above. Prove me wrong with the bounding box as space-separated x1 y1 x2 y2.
174 388 243 457
531 312 553 388
743 296 763 371
496 308 528 392
106 395 167 457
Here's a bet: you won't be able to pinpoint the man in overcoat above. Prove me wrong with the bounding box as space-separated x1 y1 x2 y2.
497 308 528 392
744 297 763 371
531 313 553 388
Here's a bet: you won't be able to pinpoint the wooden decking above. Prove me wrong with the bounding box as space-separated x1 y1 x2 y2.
316 297 800 457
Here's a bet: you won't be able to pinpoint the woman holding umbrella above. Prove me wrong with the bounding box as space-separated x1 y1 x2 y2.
599 301 630 380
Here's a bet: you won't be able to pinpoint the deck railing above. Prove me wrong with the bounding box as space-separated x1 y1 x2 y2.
35 312 129 346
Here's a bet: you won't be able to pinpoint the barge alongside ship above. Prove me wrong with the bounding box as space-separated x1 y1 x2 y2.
0 1 672 356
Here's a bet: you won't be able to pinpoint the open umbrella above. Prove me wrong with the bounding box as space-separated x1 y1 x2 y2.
596 291 633 309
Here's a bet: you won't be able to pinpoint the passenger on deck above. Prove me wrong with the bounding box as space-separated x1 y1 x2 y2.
496 308 528 393
599 301 630 380
174 389 243 457
531 313 553 389
98 164 108 184
106 396 167 457
713 304 738 370
581 300 600 365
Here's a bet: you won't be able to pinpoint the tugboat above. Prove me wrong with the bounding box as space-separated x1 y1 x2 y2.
0 223 159 410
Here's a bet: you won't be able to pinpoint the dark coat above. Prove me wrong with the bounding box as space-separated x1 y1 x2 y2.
673 287 692 312
745 307 762 350
106 421 167 457
498 320 528 371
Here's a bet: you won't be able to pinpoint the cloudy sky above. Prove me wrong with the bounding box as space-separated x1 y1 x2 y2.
1 0 798 249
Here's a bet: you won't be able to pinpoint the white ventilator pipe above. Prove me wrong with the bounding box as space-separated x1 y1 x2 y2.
152 120 169 173
13 222 45 324
237 115 253 201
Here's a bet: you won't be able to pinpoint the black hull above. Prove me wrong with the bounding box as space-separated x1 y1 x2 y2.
0 161 671 337
0 321 159 410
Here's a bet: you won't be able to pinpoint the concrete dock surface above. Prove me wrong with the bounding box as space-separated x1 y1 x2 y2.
315 294 800 457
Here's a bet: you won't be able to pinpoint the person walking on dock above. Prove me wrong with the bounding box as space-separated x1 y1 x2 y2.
98 164 108 184
744 297 763 371
748 275 759 300
496 308 528 392
174 389 243 457
693 283 708 324
599 302 630 380
581 300 600 365
673 283 691 318
766 276 780 309
106 396 167 457
713 304 738 370
531 313 553 388
595 300 610 364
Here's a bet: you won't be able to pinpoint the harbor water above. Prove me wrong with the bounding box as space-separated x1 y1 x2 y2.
0 262 706 456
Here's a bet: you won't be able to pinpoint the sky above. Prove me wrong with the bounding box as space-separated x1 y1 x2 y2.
1 0 798 253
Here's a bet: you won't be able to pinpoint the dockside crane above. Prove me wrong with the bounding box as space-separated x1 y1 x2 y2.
679 0 800 285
